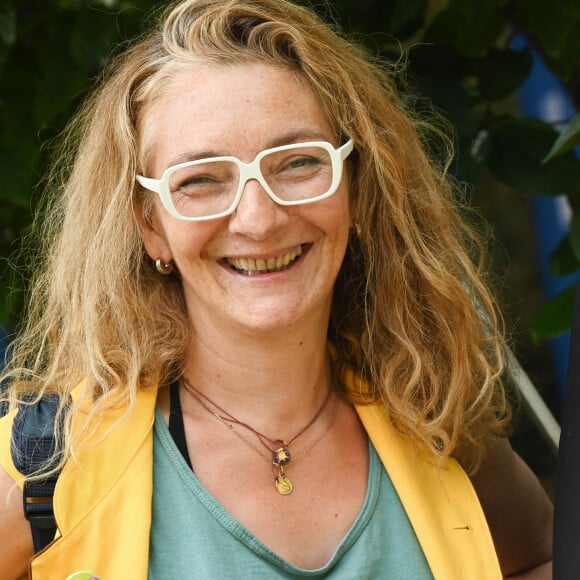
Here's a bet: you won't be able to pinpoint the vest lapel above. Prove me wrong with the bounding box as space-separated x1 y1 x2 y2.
355 399 501 579
30 386 158 579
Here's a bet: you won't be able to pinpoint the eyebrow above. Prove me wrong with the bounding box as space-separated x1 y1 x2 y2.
165 129 333 168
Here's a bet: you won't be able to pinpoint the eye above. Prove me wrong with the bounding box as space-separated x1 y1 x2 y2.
169 161 237 194
278 155 324 177
286 156 320 169
180 175 217 187
171 173 220 193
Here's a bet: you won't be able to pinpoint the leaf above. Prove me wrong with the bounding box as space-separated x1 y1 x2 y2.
70 6 118 69
33 27 86 125
0 155 36 205
514 0 580 79
571 212 580 261
550 234 580 277
420 78 479 136
488 116 580 196
386 0 427 39
0 2 16 47
569 191 580 214
544 113 580 162
408 43 471 80
555 0 580 19
425 0 507 57
0 1 16 67
330 0 426 39
532 284 578 340
475 48 533 101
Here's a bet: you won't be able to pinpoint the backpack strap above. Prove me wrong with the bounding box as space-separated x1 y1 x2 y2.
10 394 70 553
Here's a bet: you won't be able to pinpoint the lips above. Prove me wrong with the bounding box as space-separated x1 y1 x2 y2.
226 244 304 275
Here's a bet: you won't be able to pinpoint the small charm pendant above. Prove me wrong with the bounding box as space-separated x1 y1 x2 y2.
275 474 293 495
272 442 291 466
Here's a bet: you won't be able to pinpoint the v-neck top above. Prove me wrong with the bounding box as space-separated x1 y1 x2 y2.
148 405 432 578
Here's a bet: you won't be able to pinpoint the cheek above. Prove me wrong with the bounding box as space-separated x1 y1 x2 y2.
166 222 222 263
320 190 351 238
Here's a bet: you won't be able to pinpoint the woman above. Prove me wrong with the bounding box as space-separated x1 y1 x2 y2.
0 0 552 578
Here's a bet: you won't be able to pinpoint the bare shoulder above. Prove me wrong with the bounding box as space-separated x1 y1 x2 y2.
0 464 33 580
468 436 553 578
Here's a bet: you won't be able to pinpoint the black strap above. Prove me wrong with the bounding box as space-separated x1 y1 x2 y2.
22 477 60 554
8 383 188 554
11 393 69 553
554 285 580 579
168 380 193 469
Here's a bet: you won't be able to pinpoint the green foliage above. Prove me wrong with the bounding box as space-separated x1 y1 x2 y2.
514 0 580 79
544 113 580 161
532 284 578 341
488 116 580 196
329 0 580 339
426 0 508 57
0 0 155 324
1 0 579 339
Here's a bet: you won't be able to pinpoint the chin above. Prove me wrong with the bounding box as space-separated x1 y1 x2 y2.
231 299 330 337
233 313 300 335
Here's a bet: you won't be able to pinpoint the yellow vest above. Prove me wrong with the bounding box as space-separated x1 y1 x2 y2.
0 383 501 579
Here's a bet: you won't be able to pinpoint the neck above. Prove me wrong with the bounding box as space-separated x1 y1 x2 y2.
181 322 333 437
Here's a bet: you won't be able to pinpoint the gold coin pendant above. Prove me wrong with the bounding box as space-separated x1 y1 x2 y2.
275 475 293 495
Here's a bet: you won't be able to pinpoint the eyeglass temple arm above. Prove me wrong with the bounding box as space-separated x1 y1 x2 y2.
339 139 354 160
136 174 161 194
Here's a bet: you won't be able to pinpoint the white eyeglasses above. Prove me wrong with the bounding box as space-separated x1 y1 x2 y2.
136 139 354 221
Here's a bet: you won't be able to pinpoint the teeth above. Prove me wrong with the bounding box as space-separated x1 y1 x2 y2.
227 245 303 275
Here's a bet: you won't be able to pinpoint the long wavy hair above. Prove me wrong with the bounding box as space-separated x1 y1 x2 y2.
1 0 510 474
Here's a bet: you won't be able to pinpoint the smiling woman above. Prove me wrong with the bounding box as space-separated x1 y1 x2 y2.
0 0 552 579
135 63 352 336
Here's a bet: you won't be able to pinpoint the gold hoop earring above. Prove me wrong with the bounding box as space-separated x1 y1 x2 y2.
155 258 174 275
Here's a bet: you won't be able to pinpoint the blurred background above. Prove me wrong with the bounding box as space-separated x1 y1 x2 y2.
1 0 580 494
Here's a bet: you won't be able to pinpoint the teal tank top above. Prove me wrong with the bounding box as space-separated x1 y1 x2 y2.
149 407 432 578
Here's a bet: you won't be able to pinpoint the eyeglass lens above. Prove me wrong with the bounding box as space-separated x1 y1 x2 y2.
167 145 334 218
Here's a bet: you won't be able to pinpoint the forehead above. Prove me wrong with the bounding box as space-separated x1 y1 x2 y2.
139 62 334 173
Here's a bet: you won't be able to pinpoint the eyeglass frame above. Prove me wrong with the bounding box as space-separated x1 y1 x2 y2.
136 139 354 222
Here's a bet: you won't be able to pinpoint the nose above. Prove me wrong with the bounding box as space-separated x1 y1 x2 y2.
228 178 288 239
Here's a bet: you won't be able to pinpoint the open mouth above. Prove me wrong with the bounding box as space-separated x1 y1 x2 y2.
226 244 305 276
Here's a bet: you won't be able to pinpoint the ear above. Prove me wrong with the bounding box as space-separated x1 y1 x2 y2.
134 197 171 262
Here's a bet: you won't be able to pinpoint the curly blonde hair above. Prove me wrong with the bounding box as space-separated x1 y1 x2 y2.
1 0 510 473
